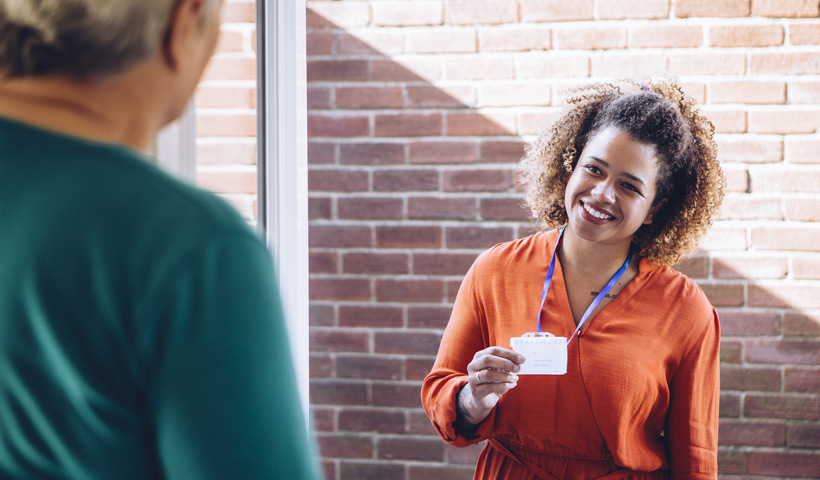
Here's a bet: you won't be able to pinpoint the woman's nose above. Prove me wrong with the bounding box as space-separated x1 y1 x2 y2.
591 180 616 204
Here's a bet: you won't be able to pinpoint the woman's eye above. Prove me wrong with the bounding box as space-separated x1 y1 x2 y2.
584 165 601 175
623 183 639 193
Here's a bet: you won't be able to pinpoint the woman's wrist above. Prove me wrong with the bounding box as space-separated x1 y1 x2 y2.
455 383 489 429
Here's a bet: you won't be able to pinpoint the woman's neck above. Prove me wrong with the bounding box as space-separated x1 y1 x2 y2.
557 226 634 278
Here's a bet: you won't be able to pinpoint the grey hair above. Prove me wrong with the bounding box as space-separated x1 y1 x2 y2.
0 0 219 78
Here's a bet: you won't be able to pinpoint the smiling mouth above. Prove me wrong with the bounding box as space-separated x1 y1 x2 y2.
582 202 615 220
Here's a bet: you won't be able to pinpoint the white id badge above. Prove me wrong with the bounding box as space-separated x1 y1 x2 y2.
510 332 567 375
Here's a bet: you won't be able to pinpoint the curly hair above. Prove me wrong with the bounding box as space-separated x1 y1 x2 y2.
520 78 725 267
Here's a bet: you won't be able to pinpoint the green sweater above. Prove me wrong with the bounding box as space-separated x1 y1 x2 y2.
0 117 319 479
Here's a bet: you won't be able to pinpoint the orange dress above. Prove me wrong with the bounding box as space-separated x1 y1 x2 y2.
421 230 719 480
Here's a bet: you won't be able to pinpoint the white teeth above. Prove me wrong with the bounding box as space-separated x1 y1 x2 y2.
583 203 612 220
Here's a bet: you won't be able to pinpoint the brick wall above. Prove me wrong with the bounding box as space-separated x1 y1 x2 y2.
199 0 820 478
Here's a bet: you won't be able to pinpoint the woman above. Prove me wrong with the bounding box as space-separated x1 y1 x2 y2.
421 79 724 480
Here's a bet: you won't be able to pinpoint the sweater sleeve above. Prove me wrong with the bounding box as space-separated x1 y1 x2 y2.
421 255 500 447
665 307 721 479
142 234 320 479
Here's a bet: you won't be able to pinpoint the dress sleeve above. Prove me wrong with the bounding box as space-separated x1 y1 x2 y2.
665 307 720 480
142 234 320 479
421 256 498 447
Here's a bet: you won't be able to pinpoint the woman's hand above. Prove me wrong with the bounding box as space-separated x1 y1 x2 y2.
456 347 525 427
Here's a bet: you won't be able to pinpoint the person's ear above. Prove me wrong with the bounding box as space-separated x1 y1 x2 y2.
160 0 207 71
643 198 667 225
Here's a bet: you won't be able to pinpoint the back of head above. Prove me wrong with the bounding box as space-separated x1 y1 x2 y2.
0 0 215 79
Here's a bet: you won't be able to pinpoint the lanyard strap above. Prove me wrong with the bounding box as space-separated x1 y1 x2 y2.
535 227 633 345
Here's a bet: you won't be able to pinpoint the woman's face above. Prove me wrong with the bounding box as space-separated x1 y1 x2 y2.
564 125 662 249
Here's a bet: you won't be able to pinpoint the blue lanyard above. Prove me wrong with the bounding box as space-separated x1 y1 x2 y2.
536 227 633 344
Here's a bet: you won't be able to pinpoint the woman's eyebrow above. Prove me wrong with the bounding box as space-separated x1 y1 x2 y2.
588 157 647 186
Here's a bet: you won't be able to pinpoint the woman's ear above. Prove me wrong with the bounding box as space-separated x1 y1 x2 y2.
643 198 668 225
160 0 209 72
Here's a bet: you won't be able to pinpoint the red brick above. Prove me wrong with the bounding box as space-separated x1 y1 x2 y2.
371 58 441 82
339 305 404 328
698 283 744 307
337 31 404 56
789 423 820 448
376 226 442 248
790 23 820 45
517 53 590 78
785 312 820 336
408 141 479 164
336 86 403 110
751 52 820 75
375 113 443 137
202 55 255 81
310 250 338 273
375 279 444 303
343 252 409 274
669 53 746 75
553 26 627 50
749 109 820 134
480 140 526 163
409 465 475 480
785 367 820 392
337 197 404 220
308 114 370 137
339 143 405 166
718 311 781 336
310 380 369 406
629 25 702 48
478 83 551 108
310 278 371 301
718 420 785 446
337 355 403 380
197 168 256 194
698 226 748 250
783 198 820 222
373 170 439 192
306 32 333 55
446 112 516 136
518 111 563 136
309 225 372 248
340 461 404 480
406 356 436 380
445 0 519 25
752 225 820 252
306 2 369 28
378 436 444 462
520 0 593 21
311 329 371 354
480 198 529 221
223 1 255 23
784 136 820 164
717 448 744 474
310 353 333 378
195 85 255 109
372 1 443 26
712 255 787 279
710 81 786 105
445 57 514 80
708 25 784 47
307 85 332 109
308 169 368 192
752 0 820 17
197 112 256 137
673 255 708 279
715 135 783 163
408 306 454 329
720 392 741 417
443 169 513 192
447 279 464 302
309 304 335 327
197 140 256 166
746 393 820 421
311 406 335 430
788 81 820 104
750 283 820 309
675 0 750 17
307 59 369 82
792 254 820 279
598 0 670 19
745 338 820 365
446 226 515 248
591 53 669 76
406 85 475 109
720 365 781 392
751 169 820 193
747 451 820 477
405 28 476 54
445 443 485 465
308 141 335 165
372 383 423 407
338 408 406 434
702 109 747 134
318 433 373 459
376 331 442 356
414 253 478 275
717 195 783 221
479 26 551 52
408 197 476 220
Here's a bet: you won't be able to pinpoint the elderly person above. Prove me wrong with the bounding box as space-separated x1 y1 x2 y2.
0 0 319 478
422 79 724 479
